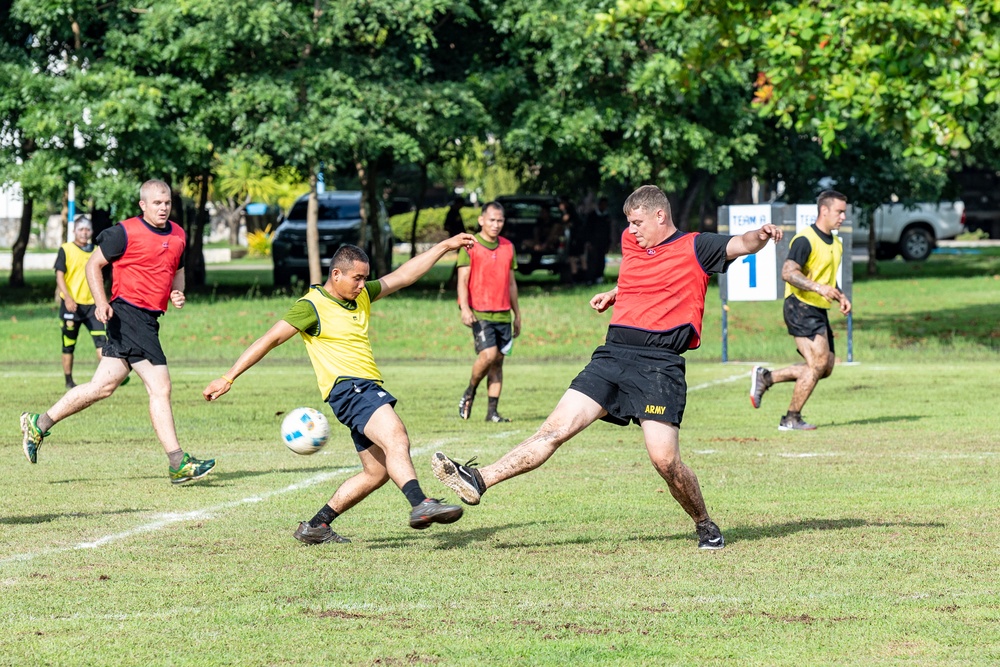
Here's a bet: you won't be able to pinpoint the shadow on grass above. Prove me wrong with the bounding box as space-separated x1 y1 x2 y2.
0 508 148 525
666 517 946 546
854 302 1000 350
825 414 924 427
51 464 342 486
362 521 549 550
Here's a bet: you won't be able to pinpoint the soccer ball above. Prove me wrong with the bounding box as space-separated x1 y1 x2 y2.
280 407 330 455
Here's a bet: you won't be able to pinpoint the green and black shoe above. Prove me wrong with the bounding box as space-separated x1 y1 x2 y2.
169 453 216 485
20 412 49 464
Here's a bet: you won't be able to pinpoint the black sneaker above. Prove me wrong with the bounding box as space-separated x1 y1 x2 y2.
485 412 510 423
696 520 725 550
778 414 817 431
458 392 474 420
431 452 485 505
409 498 463 529
293 521 351 544
749 366 771 409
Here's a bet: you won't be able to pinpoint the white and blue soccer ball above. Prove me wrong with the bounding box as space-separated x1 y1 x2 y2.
281 407 330 455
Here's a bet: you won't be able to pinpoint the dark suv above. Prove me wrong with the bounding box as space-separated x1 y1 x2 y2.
271 191 394 286
494 195 569 276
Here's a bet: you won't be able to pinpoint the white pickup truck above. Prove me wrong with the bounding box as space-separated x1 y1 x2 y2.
852 201 966 261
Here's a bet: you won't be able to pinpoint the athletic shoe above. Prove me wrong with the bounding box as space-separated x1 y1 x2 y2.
458 392 474 420
65 380 76 390
485 412 511 423
778 415 817 431
409 498 463 529
431 452 486 505
293 521 351 544
696 519 725 550
20 412 49 464
169 453 216 484
749 366 772 409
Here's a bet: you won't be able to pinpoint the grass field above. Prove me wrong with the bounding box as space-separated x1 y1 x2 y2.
1 252 999 665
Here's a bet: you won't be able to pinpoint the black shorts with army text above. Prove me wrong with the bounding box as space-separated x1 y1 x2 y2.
568 344 687 427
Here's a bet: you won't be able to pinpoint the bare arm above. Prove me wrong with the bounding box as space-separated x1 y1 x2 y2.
457 265 476 327
782 259 852 314
376 233 476 300
509 269 521 337
86 247 113 323
169 267 185 310
725 224 783 259
590 285 618 313
56 270 76 312
203 320 300 401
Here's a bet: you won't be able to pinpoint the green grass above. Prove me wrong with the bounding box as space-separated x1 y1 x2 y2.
1 252 999 665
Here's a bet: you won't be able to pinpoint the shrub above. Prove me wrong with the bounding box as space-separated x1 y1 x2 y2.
390 206 481 243
246 224 274 257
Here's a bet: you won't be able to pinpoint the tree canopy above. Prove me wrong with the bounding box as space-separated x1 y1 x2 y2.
5 0 1000 284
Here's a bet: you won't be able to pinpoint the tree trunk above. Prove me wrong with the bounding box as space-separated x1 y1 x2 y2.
409 161 429 259
227 196 241 246
186 169 210 288
675 170 709 232
356 158 388 277
8 196 33 288
866 207 878 276
306 170 321 285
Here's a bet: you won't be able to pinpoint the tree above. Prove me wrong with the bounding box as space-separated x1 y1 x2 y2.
212 150 281 246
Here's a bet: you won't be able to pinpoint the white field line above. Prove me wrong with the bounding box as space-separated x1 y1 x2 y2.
688 372 750 392
1 444 445 566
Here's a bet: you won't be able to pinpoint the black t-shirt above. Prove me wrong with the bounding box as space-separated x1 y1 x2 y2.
96 218 185 269
787 224 834 267
606 231 733 352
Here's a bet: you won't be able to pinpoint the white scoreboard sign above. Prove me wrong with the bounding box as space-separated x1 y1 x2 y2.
726 205 778 301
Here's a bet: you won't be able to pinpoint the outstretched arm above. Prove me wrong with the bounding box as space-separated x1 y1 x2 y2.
376 233 475 300
725 224 782 259
203 320 299 401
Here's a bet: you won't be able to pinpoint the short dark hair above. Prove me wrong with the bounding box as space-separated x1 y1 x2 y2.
817 190 847 210
481 201 505 216
623 185 672 220
330 244 370 275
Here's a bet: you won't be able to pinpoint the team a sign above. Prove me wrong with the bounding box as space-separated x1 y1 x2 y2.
726 205 778 301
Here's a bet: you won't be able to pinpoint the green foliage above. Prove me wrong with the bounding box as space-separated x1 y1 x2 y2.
389 205 482 243
246 224 274 257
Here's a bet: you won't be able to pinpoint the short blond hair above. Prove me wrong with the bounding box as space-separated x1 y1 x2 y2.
140 179 171 202
623 185 672 220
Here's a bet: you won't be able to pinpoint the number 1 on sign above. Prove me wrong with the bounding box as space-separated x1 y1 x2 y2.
742 254 757 288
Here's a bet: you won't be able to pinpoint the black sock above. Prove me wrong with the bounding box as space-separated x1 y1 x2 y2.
309 505 339 527
464 385 475 398
786 411 801 419
487 397 499 414
64 373 73 384
401 479 426 507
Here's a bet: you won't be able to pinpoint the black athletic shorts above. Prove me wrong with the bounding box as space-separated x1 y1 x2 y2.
326 378 398 452
472 320 513 355
102 299 168 366
60 302 106 352
783 296 835 353
568 344 687 426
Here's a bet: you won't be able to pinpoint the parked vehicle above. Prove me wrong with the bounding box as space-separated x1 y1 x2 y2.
271 191 393 286
493 195 570 276
853 201 966 261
